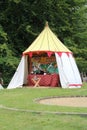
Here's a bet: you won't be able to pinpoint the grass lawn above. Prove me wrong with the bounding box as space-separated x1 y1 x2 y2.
0 83 87 130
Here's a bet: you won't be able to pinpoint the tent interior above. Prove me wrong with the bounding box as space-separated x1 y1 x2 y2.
26 52 60 87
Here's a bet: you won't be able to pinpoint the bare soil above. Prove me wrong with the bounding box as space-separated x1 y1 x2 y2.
38 97 87 107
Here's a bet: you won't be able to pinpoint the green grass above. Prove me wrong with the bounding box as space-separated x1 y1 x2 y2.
0 83 87 130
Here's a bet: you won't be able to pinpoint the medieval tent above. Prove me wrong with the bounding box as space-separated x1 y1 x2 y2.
7 22 82 89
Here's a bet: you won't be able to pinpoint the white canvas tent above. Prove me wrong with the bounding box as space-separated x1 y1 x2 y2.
7 22 82 89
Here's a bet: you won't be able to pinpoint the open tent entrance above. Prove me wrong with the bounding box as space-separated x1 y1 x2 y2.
29 53 59 74
27 52 60 87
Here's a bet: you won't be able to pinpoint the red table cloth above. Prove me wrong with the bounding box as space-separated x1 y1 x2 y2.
27 74 59 87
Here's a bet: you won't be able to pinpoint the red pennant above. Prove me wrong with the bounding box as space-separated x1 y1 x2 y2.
29 52 33 57
47 51 53 57
57 52 62 57
66 52 70 57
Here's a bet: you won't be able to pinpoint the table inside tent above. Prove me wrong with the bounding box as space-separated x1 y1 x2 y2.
27 74 59 87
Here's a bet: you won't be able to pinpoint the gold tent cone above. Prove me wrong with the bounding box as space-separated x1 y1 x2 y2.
23 22 71 57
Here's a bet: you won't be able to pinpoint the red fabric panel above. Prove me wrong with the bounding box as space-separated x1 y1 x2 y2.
27 74 59 87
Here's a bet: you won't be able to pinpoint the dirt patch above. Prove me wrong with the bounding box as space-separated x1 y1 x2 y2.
38 97 87 107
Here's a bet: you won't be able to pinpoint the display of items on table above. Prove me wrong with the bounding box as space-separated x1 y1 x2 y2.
28 56 59 87
31 63 44 74
30 55 59 75
47 63 58 74
31 62 58 75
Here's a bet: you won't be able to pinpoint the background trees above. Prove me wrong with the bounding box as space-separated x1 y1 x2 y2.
0 0 87 87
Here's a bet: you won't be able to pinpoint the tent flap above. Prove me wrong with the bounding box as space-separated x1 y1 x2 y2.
55 53 82 88
7 56 28 89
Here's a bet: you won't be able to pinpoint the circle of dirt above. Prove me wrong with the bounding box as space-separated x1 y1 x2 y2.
36 96 87 107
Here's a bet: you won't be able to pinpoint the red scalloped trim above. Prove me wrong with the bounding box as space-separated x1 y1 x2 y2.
23 51 72 57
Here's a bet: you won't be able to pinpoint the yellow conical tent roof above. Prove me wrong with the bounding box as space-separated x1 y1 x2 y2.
23 22 71 56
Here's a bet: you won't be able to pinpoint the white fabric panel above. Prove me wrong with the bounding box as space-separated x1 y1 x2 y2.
7 56 27 89
69 54 82 83
55 53 82 88
55 53 69 88
68 54 82 88
0 84 4 89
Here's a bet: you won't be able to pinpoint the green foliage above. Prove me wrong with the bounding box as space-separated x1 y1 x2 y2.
0 43 20 86
0 25 20 85
76 57 87 72
69 46 87 72
0 0 87 85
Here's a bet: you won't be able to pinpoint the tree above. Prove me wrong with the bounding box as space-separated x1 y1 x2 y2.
0 0 87 86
